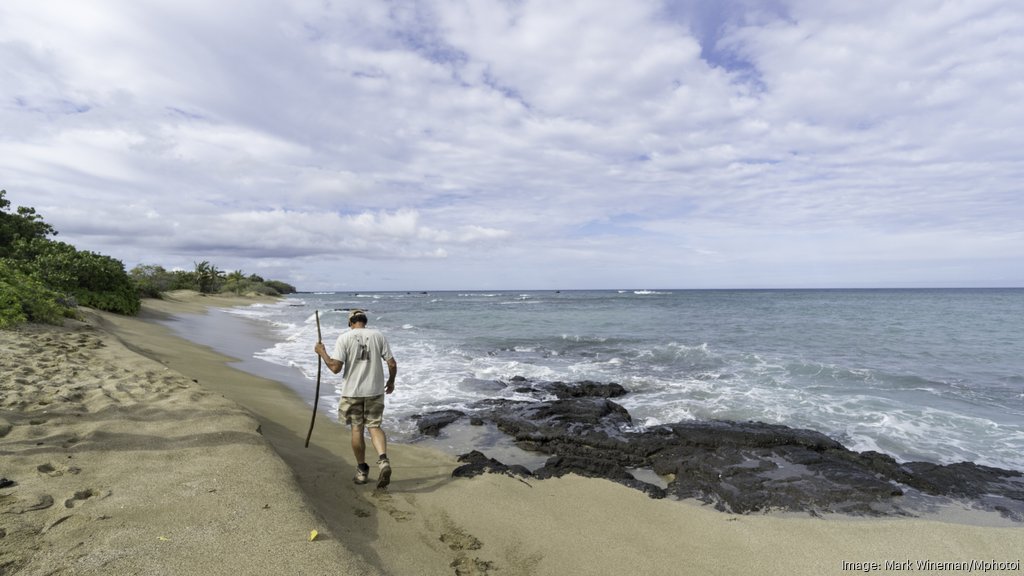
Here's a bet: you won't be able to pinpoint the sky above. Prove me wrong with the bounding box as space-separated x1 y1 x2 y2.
2 0 1022 291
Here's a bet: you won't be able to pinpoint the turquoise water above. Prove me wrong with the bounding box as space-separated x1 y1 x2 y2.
214 289 1024 471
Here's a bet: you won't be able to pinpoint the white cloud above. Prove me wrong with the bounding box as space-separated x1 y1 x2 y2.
1 0 1022 289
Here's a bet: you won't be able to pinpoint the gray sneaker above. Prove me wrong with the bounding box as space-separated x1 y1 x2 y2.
354 464 369 485
376 458 392 489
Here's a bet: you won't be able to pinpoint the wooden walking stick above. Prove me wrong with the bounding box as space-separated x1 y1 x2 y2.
304 310 322 448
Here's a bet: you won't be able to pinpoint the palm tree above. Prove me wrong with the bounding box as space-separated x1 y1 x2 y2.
193 260 221 293
224 269 247 294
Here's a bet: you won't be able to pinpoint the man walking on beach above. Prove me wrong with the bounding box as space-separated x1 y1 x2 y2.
314 309 398 488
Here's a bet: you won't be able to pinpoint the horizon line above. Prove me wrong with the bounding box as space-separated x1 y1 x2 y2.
292 286 1024 294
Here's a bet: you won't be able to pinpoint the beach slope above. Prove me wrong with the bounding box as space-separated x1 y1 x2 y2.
0 296 380 575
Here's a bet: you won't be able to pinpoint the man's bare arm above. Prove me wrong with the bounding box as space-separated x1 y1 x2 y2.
385 357 397 394
314 342 343 374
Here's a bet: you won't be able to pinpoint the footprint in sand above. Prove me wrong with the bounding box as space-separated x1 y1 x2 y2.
60 435 82 449
439 517 497 575
440 525 482 552
450 556 496 576
370 491 415 522
64 489 95 509
10 494 55 514
37 463 82 477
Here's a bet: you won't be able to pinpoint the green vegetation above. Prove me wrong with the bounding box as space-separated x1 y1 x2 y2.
0 259 69 328
0 192 55 258
129 262 296 298
1 190 79 326
10 237 140 315
1 189 297 328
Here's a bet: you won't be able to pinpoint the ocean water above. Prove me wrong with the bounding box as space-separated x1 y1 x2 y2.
212 289 1024 472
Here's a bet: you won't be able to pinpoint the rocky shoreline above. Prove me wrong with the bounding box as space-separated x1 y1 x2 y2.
414 378 1024 521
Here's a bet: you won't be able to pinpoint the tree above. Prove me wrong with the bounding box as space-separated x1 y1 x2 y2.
19 239 140 315
0 189 56 257
194 259 223 291
222 269 250 295
130 264 174 298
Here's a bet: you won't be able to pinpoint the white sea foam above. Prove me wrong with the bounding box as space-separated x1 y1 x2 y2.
213 290 1024 472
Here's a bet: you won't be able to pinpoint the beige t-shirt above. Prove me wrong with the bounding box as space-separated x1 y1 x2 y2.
331 328 394 397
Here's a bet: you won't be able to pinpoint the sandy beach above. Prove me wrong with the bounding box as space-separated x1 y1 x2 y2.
2 292 1022 576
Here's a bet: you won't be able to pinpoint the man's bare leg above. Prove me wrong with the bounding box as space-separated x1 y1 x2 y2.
368 427 387 457
369 427 391 488
351 425 370 484
351 424 367 463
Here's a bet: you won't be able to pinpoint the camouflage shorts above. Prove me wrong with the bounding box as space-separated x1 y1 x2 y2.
338 394 386 428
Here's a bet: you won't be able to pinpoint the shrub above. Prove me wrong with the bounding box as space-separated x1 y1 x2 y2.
219 278 287 296
0 260 70 328
2 190 142 319
14 238 140 315
263 280 297 294
130 264 177 298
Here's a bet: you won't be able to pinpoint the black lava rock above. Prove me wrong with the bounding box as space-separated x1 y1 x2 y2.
419 378 1024 519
